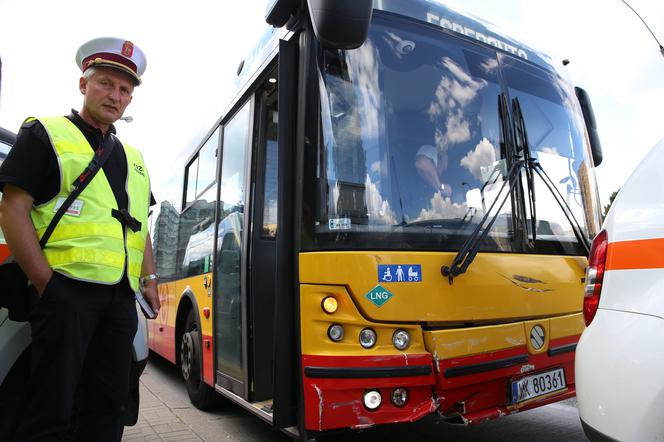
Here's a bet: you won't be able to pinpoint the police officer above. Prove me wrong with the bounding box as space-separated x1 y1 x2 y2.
0 37 161 441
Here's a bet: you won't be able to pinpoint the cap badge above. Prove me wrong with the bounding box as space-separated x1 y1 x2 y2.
122 41 134 57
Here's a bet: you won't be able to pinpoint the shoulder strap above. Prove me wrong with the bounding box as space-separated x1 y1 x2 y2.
39 141 115 248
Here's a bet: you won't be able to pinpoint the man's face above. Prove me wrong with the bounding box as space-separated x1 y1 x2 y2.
80 67 134 126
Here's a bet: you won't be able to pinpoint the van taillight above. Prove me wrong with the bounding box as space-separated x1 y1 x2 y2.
584 230 608 325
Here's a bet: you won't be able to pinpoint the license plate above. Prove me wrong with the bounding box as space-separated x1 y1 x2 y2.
511 367 566 404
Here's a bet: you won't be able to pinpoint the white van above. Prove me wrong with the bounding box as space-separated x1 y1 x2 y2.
576 137 664 441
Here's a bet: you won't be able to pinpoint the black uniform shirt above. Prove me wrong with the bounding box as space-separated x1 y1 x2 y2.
0 110 155 208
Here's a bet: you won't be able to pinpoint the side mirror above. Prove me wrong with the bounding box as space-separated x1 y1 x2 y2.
575 87 603 167
306 0 373 49
266 0 373 50
265 0 300 27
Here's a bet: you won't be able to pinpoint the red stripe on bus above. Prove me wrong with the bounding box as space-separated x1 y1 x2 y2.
606 238 664 271
202 334 213 386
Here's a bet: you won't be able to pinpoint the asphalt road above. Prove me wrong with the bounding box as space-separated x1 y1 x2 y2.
125 353 588 441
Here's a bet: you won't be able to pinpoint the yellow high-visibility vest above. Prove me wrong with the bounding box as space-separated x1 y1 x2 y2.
29 116 150 292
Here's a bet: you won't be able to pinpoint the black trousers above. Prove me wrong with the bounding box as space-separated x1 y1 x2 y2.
13 273 137 442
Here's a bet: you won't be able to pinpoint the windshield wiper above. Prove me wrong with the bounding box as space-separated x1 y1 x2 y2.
442 94 591 284
531 165 591 255
442 94 521 284
512 97 537 244
441 160 522 283
512 98 591 256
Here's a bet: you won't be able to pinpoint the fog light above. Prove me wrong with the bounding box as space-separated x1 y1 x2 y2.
327 324 344 342
359 328 377 349
391 387 408 407
392 329 410 350
363 390 382 410
322 296 338 314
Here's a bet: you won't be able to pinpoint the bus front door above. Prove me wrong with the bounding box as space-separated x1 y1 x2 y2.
214 101 252 397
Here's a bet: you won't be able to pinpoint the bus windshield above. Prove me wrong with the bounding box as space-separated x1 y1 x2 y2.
313 13 599 254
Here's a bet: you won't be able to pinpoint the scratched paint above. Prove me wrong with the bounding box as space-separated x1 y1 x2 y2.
313 384 324 431
520 364 535 374
512 275 546 284
500 273 553 292
506 337 522 346
429 396 438 413
432 350 441 373
440 337 488 354
350 401 375 429
329 401 357 409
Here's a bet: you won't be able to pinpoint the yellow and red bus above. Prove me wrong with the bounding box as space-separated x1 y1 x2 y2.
147 0 603 438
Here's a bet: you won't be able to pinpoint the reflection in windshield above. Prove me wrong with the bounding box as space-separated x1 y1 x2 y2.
317 14 508 249
501 56 600 242
314 14 599 254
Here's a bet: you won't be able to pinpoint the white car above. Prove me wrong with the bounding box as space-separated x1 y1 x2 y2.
576 137 664 441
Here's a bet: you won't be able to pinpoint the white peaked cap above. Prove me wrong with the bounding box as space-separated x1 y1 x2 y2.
76 37 146 85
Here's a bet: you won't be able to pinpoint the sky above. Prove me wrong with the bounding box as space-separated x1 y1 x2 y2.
0 0 663 206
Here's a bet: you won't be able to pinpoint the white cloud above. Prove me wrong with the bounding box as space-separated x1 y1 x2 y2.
345 39 382 141
461 137 497 180
428 57 488 150
412 191 468 222
445 110 471 144
364 174 397 225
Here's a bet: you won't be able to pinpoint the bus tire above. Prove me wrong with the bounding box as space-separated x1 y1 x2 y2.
181 310 216 410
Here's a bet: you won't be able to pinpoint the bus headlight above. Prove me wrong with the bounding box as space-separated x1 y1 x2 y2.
391 388 408 407
359 328 377 349
392 329 410 350
363 390 382 410
327 324 344 342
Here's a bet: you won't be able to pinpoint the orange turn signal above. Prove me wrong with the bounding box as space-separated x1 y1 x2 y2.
322 296 338 314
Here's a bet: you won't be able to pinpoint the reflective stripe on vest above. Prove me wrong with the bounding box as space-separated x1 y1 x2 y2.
29 116 150 292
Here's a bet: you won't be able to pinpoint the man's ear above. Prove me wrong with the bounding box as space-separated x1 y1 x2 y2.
79 76 87 94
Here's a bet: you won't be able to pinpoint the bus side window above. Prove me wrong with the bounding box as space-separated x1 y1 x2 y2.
151 172 185 281
179 186 217 277
178 127 221 278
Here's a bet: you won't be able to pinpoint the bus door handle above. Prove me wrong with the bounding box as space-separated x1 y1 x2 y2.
203 275 209 288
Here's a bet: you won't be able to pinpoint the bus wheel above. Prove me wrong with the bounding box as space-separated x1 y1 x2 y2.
181 310 216 409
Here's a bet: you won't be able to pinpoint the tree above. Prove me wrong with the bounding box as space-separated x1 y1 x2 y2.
603 189 620 216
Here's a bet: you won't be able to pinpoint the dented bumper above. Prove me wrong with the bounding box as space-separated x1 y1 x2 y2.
301 314 582 432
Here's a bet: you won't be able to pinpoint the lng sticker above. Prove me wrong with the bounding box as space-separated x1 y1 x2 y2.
378 264 421 283
53 198 84 217
329 217 351 230
365 285 394 307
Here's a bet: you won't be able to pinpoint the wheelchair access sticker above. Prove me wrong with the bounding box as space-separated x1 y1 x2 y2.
378 264 422 283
